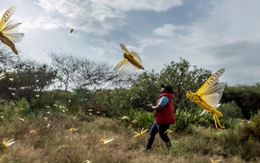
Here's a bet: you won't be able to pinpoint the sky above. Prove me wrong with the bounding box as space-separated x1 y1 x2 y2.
1 0 260 86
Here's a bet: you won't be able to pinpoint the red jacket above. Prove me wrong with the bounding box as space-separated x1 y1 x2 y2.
155 93 175 125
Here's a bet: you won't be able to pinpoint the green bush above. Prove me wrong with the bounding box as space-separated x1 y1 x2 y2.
218 101 243 119
240 136 260 161
240 111 260 142
0 99 30 125
93 89 133 117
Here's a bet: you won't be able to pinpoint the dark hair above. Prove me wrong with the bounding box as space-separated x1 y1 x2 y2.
161 84 174 94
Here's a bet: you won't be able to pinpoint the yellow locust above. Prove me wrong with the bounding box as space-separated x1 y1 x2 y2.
113 44 144 77
100 137 114 144
0 6 24 55
133 128 148 138
185 68 226 129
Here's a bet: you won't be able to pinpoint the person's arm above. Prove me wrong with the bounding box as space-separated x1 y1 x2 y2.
147 96 169 111
151 105 163 111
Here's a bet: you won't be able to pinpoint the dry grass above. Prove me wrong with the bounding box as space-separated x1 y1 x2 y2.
0 113 260 163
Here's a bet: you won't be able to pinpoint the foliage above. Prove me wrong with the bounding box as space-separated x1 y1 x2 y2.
215 112 260 161
239 111 260 142
0 99 30 125
130 71 160 109
118 109 154 129
93 88 133 117
1 102 260 162
218 101 243 120
222 83 260 119
0 59 57 110
66 88 105 117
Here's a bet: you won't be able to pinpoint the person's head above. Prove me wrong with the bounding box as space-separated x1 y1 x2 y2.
160 84 174 94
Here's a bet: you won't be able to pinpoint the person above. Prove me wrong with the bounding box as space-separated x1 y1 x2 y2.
145 84 175 151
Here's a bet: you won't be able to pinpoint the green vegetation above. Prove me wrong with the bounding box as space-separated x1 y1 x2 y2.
0 101 259 162
0 50 259 162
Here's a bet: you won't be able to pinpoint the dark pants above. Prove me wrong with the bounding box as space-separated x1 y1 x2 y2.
146 121 172 150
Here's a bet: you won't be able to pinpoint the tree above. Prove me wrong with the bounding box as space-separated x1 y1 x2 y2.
74 59 114 90
0 59 58 110
222 83 260 120
49 52 81 91
0 48 18 72
49 52 116 91
129 70 160 109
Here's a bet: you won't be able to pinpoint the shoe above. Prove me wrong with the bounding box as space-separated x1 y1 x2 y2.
144 148 152 153
166 142 172 148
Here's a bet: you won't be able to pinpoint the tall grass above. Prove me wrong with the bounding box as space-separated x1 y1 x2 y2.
0 102 260 162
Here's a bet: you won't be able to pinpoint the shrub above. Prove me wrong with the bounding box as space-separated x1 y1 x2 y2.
218 101 243 119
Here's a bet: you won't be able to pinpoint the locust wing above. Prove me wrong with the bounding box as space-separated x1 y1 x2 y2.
200 82 225 108
196 68 225 95
120 43 131 55
131 51 142 64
